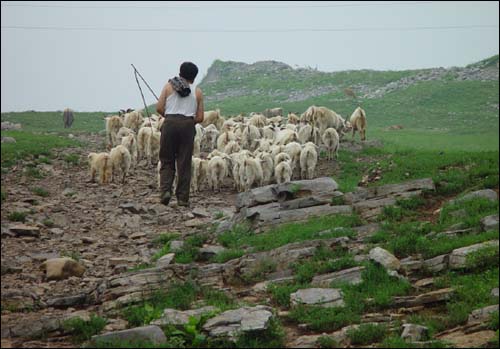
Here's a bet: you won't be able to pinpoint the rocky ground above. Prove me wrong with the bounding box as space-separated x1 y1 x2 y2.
1 134 498 348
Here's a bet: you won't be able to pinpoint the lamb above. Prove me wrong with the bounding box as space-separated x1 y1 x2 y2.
349 107 367 141
287 112 300 124
322 127 340 160
109 145 132 183
300 142 318 179
275 160 292 184
105 115 124 148
217 131 236 151
274 152 292 166
193 123 205 157
88 152 111 184
148 130 161 165
208 156 228 192
121 134 138 168
137 126 151 161
123 110 144 133
284 141 302 179
191 157 208 193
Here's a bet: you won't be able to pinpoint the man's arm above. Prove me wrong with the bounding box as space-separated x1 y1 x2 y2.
194 88 204 124
156 83 169 116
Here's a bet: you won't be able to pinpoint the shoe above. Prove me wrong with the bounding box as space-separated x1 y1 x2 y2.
177 200 190 207
160 192 171 206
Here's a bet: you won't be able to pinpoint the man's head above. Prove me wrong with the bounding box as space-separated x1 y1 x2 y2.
179 62 198 83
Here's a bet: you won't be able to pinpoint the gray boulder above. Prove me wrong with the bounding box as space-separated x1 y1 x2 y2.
91 325 167 346
290 288 345 308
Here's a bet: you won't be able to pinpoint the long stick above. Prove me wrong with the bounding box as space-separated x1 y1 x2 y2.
131 64 159 101
133 69 153 131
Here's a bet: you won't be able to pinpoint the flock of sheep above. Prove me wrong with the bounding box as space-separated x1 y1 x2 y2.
88 106 367 194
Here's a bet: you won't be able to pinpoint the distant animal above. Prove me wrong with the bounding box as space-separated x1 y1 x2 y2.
63 108 74 128
349 107 367 141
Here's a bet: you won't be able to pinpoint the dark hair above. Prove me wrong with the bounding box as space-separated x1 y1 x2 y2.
179 62 198 82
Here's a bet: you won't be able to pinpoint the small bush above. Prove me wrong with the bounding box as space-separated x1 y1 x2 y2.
235 318 285 348
214 211 225 220
347 323 387 345
24 167 44 178
239 258 277 285
42 219 54 227
1 189 6 202
32 187 49 197
268 282 306 308
318 335 339 348
8 211 28 222
64 154 80 165
465 246 499 271
153 232 180 247
61 251 81 261
289 306 359 332
63 314 107 343
211 249 245 263
331 196 345 206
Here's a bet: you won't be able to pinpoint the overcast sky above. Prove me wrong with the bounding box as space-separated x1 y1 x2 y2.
1 1 498 112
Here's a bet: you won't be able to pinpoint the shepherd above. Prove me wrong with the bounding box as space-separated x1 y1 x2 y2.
63 108 74 128
156 62 204 207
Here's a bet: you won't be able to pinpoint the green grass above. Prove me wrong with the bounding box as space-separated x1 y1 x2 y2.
218 215 360 253
8 211 28 222
347 323 387 345
435 267 499 328
439 197 499 229
31 187 50 197
317 336 339 348
1 130 80 168
1 188 6 202
61 250 81 262
42 219 54 227
210 249 245 263
153 233 180 247
238 258 277 285
151 233 208 264
234 318 285 348
63 314 107 343
288 306 360 332
380 336 448 348
122 282 238 327
64 154 80 166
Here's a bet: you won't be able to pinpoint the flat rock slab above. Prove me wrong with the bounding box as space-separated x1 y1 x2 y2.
199 245 226 259
202 305 273 339
452 189 498 204
481 214 499 232
156 253 175 268
91 325 167 346
401 324 429 342
185 218 206 227
290 288 345 308
369 247 400 271
119 202 146 214
437 330 496 348
9 225 40 238
449 240 499 269
423 254 449 273
236 177 339 210
151 306 217 326
468 304 499 324
393 288 454 307
46 294 88 308
192 207 210 218
311 266 365 287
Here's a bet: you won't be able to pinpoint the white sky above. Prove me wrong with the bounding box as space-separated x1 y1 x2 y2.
1 1 498 112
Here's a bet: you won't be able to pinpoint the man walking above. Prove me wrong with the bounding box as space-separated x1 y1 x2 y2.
63 108 74 128
156 62 204 207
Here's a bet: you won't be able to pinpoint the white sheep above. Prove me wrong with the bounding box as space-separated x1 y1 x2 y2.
223 140 241 155
241 124 261 151
121 134 138 168
262 125 277 141
322 127 340 160
349 107 367 141
88 152 112 184
109 145 131 183
275 160 292 184
202 109 224 130
116 127 135 143
255 151 274 185
239 156 264 192
284 141 302 178
148 130 161 166
298 124 321 145
287 112 300 124
275 128 299 145
208 156 228 192
217 131 236 151
300 142 318 180
137 126 151 161
105 115 124 148
249 113 267 128
257 139 273 152
138 127 161 165
274 152 292 166
203 124 220 152
123 110 144 133
191 157 208 193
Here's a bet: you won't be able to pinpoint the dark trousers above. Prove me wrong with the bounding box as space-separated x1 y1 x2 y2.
159 114 195 202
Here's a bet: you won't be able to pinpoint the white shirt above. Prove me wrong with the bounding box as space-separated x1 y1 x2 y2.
164 82 197 117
